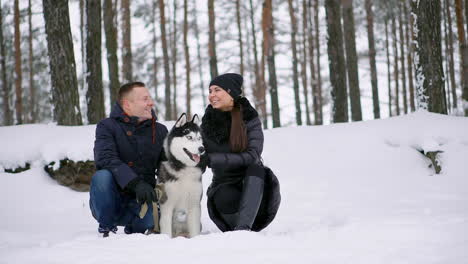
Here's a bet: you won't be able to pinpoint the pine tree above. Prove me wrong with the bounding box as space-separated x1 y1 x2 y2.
288 0 303 125
43 0 83 125
236 0 244 77
86 0 105 124
208 0 218 79
413 0 447 114
342 0 362 121
365 0 380 119
103 0 120 106
121 0 133 82
158 0 171 120
301 0 312 125
0 0 12 125
262 0 280 127
454 0 468 115
325 0 348 123
14 0 22 124
183 0 191 118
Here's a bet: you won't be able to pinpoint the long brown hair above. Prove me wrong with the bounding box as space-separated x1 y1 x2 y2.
229 103 247 152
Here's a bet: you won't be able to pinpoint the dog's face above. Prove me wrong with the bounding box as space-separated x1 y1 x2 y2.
167 114 205 167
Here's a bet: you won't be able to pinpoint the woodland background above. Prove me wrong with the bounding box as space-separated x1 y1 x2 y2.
1 0 467 128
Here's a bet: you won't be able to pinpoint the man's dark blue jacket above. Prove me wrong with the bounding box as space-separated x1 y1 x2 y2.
94 103 168 189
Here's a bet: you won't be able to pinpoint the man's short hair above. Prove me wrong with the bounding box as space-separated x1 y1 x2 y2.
118 82 146 103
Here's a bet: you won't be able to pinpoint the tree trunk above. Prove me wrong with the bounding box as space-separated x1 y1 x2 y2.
0 0 12 125
301 0 311 125
365 0 380 119
325 0 348 123
288 0 303 126
443 8 452 111
28 0 36 123
171 0 178 119
121 0 132 82
158 0 171 120
103 0 120 106
86 0 105 124
385 16 392 116
262 0 281 127
183 0 191 118
236 0 245 77
444 0 457 110
249 0 267 127
405 0 416 111
307 0 320 125
391 14 400 115
79 0 85 93
151 0 159 112
454 0 468 115
342 0 362 121
398 1 408 114
193 0 206 106
208 0 218 79
43 0 83 125
412 0 447 114
14 0 22 124
313 0 323 124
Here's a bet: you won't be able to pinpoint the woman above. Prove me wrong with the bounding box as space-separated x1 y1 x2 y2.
200 73 280 232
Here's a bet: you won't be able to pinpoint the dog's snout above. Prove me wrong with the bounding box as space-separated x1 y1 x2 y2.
199 146 205 154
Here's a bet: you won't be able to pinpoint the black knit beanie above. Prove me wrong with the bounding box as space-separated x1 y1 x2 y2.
209 73 243 100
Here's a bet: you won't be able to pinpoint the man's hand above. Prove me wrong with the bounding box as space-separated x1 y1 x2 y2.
126 179 157 205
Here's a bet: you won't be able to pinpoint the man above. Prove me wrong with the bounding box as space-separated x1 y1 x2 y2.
90 82 168 237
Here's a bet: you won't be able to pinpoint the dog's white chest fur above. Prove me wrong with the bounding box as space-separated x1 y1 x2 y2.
159 163 203 238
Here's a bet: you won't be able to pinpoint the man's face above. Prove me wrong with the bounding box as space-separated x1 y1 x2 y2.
123 86 154 121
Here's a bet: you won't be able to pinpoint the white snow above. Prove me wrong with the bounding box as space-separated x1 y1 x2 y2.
1 111 468 263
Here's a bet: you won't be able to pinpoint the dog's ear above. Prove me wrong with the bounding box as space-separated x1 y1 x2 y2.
175 113 187 128
191 114 200 126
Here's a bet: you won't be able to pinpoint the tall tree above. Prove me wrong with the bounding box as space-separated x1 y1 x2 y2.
301 0 312 125
405 0 416 111
0 0 12 125
398 0 408 114
287 0 303 125
307 0 320 125
454 0 468 115
208 0 218 79
391 13 400 115
183 0 191 118
262 0 280 127
158 0 171 120
86 0 105 123
103 0 120 106
171 0 178 119
43 0 83 125
121 0 133 82
28 0 36 122
342 0 362 121
313 0 323 124
192 0 206 106
385 15 392 116
412 0 447 114
79 0 85 92
151 0 159 111
249 0 267 127
365 0 380 119
236 0 245 77
325 0 348 123
14 0 22 124
443 0 457 110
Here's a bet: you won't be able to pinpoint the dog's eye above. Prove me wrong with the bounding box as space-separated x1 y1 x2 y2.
183 129 189 134
186 135 193 140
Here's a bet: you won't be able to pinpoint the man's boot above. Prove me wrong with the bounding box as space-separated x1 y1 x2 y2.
234 175 264 231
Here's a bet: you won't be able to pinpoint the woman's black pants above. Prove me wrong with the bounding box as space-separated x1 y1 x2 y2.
212 163 265 231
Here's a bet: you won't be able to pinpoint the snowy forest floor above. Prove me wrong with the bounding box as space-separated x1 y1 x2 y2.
1 111 468 264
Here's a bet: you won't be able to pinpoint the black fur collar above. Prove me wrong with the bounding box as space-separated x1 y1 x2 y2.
201 97 258 144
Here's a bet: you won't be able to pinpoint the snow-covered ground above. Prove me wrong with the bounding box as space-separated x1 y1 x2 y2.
1 111 468 264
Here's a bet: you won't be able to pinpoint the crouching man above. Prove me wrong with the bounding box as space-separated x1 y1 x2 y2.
89 82 168 237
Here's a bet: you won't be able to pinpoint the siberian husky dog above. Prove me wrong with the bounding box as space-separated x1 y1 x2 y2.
157 113 205 238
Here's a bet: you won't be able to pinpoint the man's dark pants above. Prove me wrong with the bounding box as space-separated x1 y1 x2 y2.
89 170 154 234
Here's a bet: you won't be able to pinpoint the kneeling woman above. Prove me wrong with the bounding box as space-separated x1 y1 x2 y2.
200 73 280 232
